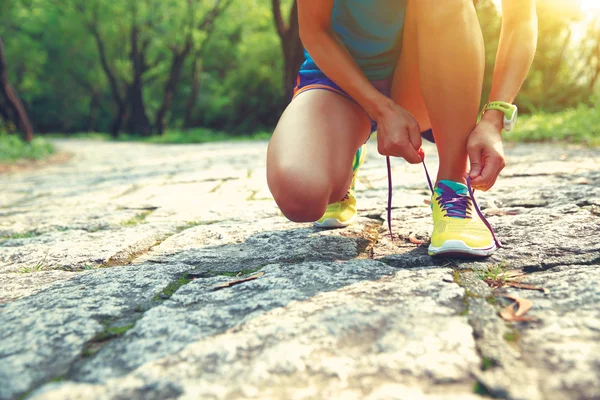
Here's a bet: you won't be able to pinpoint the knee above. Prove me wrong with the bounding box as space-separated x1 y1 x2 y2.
267 165 330 223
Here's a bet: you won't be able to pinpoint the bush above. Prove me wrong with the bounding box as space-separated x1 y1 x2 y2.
0 134 55 162
506 105 600 146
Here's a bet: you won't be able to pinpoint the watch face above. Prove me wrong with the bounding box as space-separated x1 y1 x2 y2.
504 107 517 132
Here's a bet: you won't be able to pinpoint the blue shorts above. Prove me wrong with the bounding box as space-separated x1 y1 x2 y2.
293 72 435 143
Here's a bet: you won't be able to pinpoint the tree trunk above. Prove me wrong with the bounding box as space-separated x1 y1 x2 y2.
128 23 152 136
0 100 14 130
155 43 192 135
87 92 100 132
111 100 127 139
87 10 124 138
157 0 232 133
0 36 34 142
272 0 304 103
183 58 201 129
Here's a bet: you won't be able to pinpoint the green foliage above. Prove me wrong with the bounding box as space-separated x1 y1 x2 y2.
0 134 55 162
477 0 600 113
120 129 271 144
0 0 285 135
508 105 600 146
0 0 598 141
47 129 271 143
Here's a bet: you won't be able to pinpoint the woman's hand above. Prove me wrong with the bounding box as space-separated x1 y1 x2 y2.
467 112 506 191
375 99 422 164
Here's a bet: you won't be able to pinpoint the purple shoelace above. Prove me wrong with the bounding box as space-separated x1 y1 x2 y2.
385 154 502 248
435 182 472 219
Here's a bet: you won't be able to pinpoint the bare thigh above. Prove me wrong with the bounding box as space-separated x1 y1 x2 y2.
391 0 431 132
267 90 371 221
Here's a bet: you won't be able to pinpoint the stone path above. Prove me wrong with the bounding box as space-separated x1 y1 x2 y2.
0 139 599 400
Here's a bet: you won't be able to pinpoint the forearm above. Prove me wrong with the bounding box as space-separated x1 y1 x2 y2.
484 13 538 126
301 29 392 119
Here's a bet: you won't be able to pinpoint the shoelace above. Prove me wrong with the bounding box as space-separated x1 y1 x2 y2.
385 154 502 248
435 182 472 219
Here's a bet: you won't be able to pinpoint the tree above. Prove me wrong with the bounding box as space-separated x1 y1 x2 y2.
271 0 304 102
0 36 34 142
155 0 233 134
74 0 232 136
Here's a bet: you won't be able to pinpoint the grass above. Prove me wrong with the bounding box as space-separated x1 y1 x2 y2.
481 357 498 371
473 382 492 396
507 105 600 146
153 274 194 301
82 322 135 358
34 106 600 147
476 262 509 287
124 129 271 144
120 210 152 227
0 133 55 162
504 331 520 343
0 230 40 241
46 128 271 145
18 253 48 273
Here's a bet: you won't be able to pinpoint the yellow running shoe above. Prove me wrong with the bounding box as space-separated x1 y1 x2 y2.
314 144 366 228
428 180 497 257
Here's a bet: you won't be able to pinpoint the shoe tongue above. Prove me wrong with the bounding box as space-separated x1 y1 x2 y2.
435 180 468 196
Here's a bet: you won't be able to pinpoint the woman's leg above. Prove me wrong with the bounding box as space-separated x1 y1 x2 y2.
267 90 371 222
392 0 485 184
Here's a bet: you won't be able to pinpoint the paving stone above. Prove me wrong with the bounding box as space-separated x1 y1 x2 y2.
0 139 598 400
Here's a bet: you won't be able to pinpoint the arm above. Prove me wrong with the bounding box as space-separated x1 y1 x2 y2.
468 0 538 190
483 0 538 128
298 0 422 163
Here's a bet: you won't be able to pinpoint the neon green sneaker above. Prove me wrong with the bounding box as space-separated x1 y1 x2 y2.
428 180 497 257
314 144 366 228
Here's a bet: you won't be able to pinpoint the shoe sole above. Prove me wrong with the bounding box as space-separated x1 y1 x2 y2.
313 214 357 229
428 240 496 258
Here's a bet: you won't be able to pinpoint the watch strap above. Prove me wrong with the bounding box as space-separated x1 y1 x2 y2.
481 101 518 132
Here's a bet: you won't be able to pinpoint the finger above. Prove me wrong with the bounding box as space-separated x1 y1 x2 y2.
377 128 387 156
394 135 422 164
407 118 422 154
467 143 483 179
380 127 421 163
403 146 422 164
474 159 502 191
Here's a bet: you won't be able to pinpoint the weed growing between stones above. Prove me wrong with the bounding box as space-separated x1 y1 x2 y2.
481 357 499 371
356 219 383 259
504 330 521 344
18 254 48 273
473 381 493 397
476 262 509 287
486 296 498 306
453 269 462 285
0 230 41 241
120 210 152 227
153 274 194 301
82 322 135 358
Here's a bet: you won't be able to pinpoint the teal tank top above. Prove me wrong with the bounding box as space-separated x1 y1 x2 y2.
300 0 407 80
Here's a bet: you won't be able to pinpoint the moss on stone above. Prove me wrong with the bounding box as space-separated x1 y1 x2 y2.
153 274 194 301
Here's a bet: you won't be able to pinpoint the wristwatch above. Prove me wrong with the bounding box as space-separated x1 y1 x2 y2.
481 101 518 132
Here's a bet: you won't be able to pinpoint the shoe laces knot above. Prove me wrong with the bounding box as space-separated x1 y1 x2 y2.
435 183 472 219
